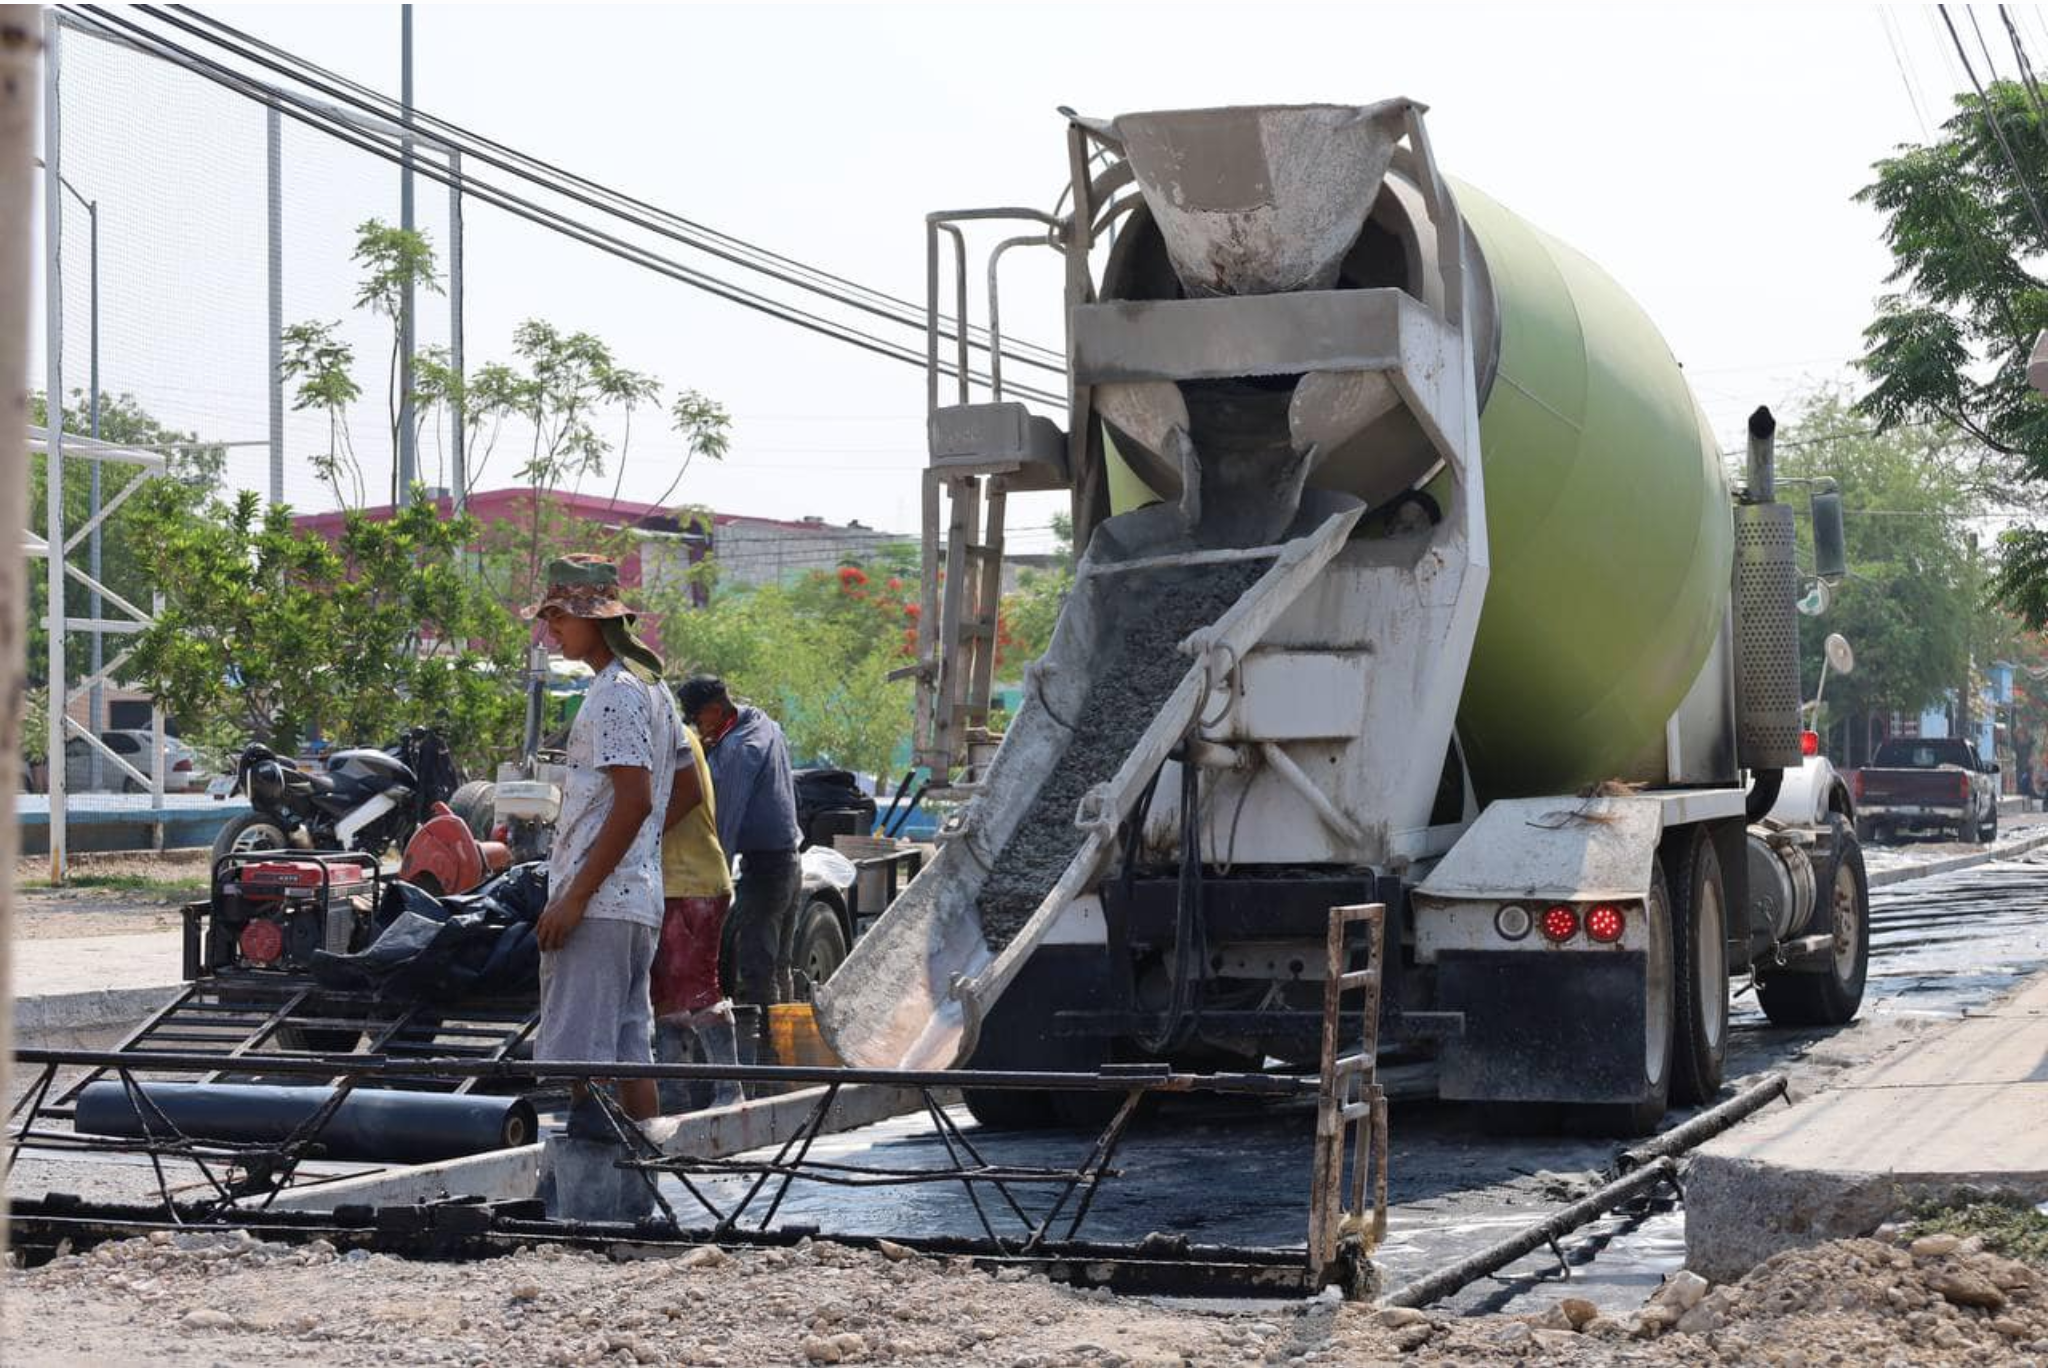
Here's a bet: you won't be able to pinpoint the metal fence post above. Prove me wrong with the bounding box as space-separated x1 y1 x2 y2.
42 4 65 882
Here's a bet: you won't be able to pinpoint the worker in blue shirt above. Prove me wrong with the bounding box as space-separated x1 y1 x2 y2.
677 676 804 1006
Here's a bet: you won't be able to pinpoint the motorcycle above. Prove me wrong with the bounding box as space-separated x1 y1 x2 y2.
212 727 464 863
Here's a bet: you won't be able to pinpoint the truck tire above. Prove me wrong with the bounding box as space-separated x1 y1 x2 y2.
1980 809 2000 843
1854 817 1876 845
791 897 850 1001
1758 816 1870 1028
1561 856 1675 1137
1667 829 1729 1107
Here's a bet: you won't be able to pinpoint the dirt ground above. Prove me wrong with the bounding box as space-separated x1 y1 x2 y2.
10 849 208 939
5 1225 2047 1367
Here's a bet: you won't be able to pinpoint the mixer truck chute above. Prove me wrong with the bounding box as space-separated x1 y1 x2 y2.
814 101 1869 1136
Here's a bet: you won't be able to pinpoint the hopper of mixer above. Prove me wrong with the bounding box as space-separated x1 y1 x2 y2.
1106 100 1413 298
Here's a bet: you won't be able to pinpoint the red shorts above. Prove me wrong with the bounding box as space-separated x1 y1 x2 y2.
651 894 730 1017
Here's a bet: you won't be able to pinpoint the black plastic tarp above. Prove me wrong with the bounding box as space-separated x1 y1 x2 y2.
310 862 549 1000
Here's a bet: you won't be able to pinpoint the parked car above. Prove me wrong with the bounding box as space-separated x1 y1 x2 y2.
1851 738 2001 844
63 730 206 795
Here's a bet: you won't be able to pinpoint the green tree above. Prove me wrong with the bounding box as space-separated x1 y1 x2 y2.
1003 511 1074 665
123 485 525 771
1855 78 2048 613
26 390 224 692
280 320 365 508
1775 390 1992 754
651 560 917 779
351 217 443 492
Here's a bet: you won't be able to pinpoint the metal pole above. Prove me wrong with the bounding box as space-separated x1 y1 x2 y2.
267 100 283 507
448 146 463 511
396 3 416 503
86 195 99 775
1 0 50 1266
43 5 66 882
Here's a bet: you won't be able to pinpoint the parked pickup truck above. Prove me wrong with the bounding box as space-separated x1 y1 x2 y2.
1852 738 2001 844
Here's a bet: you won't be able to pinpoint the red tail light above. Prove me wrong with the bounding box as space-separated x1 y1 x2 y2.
173 758 192 772
1851 770 1865 802
1586 904 1626 943
1800 731 1819 757
1540 905 1579 942
1959 771 1970 800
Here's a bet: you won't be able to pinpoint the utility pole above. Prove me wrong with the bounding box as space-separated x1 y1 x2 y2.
449 147 464 511
267 99 284 506
396 2 416 503
2 4 48 1259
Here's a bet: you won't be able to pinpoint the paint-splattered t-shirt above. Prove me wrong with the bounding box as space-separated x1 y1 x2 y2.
549 660 674 929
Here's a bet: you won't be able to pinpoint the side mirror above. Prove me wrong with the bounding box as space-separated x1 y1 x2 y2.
1812 489 1846 583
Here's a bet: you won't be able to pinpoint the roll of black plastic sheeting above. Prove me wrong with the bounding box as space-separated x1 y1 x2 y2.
74 1082 538 1163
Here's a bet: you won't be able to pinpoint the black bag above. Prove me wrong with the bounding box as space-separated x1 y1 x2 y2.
792 767 876 850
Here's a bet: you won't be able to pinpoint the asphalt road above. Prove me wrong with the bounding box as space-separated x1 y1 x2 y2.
661 826 2048 1314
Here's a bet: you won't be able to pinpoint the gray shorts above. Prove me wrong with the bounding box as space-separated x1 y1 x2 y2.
537 917 657 1066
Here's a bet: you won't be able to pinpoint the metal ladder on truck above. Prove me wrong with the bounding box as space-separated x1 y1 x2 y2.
909 210 1072 793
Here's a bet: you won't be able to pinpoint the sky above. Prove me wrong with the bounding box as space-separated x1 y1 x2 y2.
29 2 2009 554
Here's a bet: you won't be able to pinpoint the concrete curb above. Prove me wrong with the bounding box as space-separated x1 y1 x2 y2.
13 983 177 1038
1866 826 2048 889
1687 972 2048 1280
267 1082 924 1212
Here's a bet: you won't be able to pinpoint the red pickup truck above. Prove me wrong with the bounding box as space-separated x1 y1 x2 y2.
1852 738 2001 844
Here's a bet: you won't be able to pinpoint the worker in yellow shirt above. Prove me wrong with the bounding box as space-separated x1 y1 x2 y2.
651 711 743 1111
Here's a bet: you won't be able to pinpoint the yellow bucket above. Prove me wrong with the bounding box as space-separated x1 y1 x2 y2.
764 1003 842 1070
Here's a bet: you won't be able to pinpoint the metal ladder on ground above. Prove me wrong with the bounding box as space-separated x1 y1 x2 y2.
1309 902 1390 1294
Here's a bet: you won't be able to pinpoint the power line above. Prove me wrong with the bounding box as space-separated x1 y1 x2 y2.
1938 3 2048 248
1877 4 1932 137
1999 5 2048 155
141 3 1069 375
65 7 1067 408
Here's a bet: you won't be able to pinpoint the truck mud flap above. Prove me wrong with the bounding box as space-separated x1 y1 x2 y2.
1435 950 1649 1104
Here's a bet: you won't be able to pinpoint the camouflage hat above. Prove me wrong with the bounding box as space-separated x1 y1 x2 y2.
520 554 635 622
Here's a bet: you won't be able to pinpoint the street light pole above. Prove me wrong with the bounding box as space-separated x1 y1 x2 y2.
396 3 416 503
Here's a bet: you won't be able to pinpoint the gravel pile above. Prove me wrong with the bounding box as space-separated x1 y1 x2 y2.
977 561 1266 952
9 1226 2048 1366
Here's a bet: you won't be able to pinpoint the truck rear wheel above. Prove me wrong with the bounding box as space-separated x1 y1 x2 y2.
1560 855 1674 1137
961 947 1116 1131
1668 830 1729 1107
1759 817 1869 1027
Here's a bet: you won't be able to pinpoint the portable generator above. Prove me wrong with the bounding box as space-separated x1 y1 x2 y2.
189 851 380 979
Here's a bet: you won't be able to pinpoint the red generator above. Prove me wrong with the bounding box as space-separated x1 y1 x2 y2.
190 851 380 980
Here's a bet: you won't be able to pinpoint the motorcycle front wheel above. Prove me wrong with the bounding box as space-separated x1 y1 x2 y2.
210 813 294 864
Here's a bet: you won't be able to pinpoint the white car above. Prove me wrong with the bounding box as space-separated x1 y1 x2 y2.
63 730 206 794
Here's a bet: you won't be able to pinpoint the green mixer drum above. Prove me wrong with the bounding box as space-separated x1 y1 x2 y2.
1454 184 1732 798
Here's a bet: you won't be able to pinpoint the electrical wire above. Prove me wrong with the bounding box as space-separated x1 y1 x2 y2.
65 7 1068 408
1878 4 1933 137
2000 5 2048 155
133 4 1067 375
1939 3 2048 249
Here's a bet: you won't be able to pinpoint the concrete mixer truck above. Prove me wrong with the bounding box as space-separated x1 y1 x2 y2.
814 100 1867 1137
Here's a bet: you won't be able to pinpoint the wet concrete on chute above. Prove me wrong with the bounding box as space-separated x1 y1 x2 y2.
666 844 2048 1316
